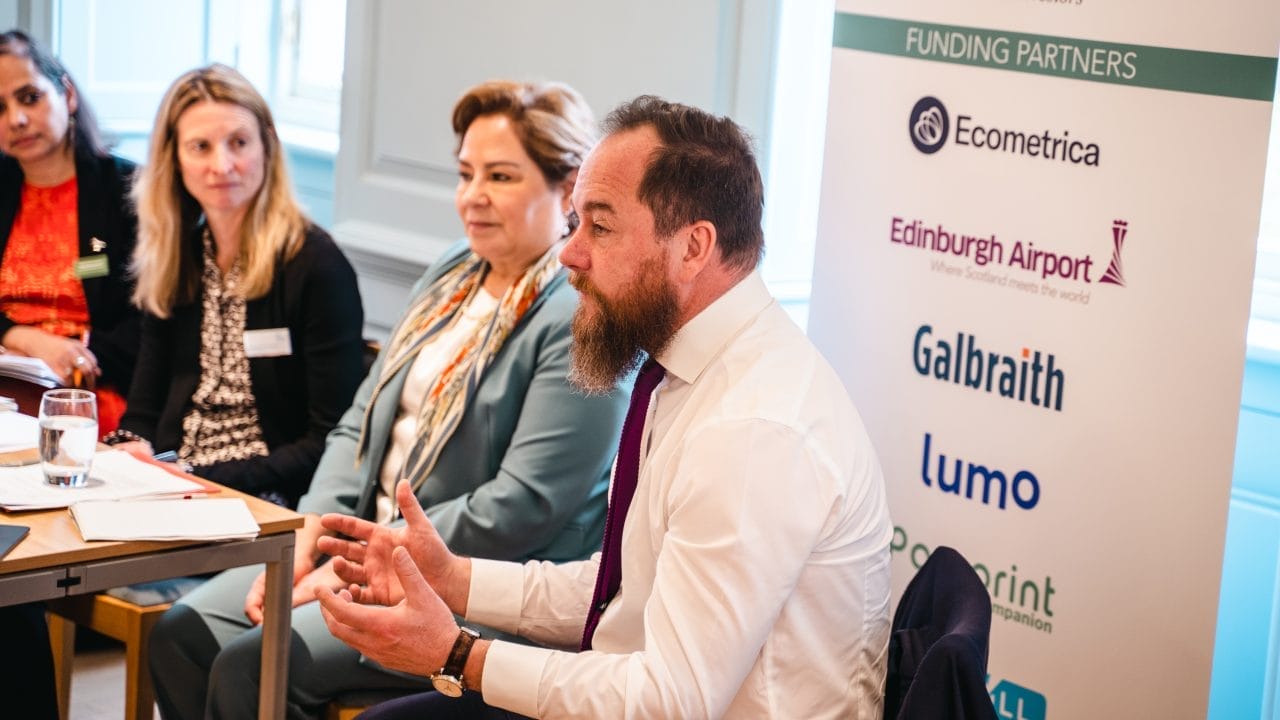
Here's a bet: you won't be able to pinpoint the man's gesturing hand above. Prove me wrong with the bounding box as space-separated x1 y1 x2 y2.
315 546 459 678
316 479 471 613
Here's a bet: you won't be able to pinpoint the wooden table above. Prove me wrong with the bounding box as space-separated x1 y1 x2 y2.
0 486 303 719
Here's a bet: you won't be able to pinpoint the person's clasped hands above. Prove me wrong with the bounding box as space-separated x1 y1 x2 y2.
313 479 470 677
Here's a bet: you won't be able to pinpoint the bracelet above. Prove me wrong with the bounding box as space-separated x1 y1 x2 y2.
102 429 147 446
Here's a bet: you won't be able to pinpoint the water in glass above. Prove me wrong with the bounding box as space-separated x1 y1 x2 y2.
38 389 97 487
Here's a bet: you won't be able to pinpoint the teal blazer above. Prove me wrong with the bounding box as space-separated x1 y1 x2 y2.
299 241 628 562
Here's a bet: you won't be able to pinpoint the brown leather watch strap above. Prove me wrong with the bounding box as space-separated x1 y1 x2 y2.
442 626 481 679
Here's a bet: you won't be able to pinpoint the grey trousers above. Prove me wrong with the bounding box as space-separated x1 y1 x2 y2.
148 565 433 720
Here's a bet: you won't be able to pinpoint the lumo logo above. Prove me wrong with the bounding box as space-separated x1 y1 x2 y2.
920 433 1041 511
909 96 949 154
988 678 1047 720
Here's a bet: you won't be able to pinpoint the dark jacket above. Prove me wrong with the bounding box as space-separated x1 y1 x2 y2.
885 546 998 720
0 153 141 392
119 225 365 506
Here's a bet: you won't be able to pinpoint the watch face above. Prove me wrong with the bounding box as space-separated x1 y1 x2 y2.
431 674 465 698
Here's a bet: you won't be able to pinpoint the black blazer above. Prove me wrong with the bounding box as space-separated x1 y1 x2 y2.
0 153 142 392
885 546 998 720
119 225 365 506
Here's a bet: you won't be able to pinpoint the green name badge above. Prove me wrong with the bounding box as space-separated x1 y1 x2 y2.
74 255 109 280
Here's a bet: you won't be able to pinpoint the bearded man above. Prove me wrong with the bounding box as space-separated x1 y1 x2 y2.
314 96 893 720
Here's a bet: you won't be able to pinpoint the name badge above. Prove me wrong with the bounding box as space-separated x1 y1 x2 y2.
243 328 293 358
74 255 110 280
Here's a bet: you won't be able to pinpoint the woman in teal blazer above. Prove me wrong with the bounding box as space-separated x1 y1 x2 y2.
301 239 620 562
147 80 629 720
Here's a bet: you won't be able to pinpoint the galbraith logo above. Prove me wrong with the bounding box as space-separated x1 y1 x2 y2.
913 324 1065 412
908 94 1100 166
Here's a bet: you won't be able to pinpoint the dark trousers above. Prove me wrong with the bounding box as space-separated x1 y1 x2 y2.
0 603 60 720
356 690 532 720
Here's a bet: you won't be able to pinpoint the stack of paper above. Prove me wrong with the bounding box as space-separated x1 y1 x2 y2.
0 449 207 511
0 411 37 453
0 355 61 388
71 498 259 541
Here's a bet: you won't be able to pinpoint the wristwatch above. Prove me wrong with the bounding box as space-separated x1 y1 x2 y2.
430 626 481 697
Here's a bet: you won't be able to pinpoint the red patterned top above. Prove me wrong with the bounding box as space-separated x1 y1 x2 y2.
0 177 125 433
0 177 90 336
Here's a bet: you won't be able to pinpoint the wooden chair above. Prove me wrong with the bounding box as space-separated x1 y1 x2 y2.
325 689 402 720
46 594 171 720
325 698 368 720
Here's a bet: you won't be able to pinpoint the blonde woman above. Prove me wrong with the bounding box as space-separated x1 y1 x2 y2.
105 64 364 508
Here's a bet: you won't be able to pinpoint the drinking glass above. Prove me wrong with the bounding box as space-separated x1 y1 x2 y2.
38 389 98 487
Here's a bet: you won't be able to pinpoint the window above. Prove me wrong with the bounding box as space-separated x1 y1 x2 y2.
1247 78 1280 361
760 0 835 330
48 0 345 224
272 0 346 151
53 0 346 160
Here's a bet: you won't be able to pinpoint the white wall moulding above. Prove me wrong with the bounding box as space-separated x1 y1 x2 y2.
330 219 451 340
333 0 781 322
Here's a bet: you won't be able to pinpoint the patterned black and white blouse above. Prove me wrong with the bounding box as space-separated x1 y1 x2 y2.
178 229 270 473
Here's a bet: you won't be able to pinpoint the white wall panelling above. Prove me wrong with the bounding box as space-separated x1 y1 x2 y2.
334 0 781 339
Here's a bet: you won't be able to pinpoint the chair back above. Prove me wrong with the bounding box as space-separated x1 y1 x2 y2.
0 375 56 416
884 546 997 720
361 338 382 378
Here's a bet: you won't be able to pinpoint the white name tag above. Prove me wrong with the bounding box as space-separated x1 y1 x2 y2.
242 328 293 358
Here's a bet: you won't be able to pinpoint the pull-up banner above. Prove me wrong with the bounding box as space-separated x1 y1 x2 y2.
808 3 1279 717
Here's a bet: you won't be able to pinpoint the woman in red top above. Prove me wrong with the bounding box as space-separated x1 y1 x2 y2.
0 30 140 433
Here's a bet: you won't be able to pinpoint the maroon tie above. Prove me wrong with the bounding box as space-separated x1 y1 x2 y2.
580 357 666 651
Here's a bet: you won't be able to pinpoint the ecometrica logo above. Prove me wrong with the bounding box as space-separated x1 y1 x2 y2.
909 96 949 154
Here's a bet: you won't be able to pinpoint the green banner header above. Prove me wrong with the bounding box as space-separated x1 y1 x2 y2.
833 12 1277 101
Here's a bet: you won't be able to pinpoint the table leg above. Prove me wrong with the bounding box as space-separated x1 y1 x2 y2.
258 537 294 720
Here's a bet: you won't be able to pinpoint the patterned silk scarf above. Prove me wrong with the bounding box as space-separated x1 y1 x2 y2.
357 245 563 490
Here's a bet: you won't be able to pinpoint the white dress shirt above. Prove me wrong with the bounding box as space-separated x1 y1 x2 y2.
467 272 893 719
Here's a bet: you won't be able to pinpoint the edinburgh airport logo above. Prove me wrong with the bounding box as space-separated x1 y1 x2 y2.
889 216 1133 305
1099 219 1129 287
907 95 1100 166
909 96 949 154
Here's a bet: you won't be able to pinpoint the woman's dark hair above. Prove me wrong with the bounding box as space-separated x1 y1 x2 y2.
0 29 109 158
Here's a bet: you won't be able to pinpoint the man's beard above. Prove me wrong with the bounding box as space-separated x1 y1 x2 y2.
568 260 681 395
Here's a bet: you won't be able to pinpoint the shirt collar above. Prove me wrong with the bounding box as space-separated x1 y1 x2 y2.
655 271 774 385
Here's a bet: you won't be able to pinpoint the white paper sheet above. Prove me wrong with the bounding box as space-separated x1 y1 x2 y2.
0 355 60 387
0 449 206 511
71 498 259 541
0 411 37 452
